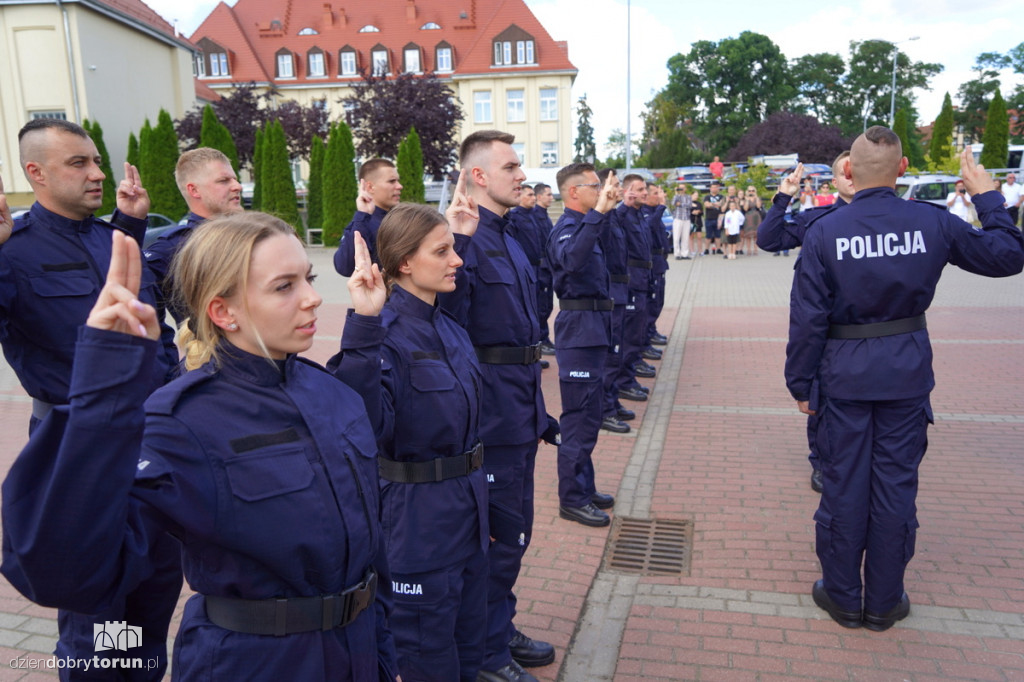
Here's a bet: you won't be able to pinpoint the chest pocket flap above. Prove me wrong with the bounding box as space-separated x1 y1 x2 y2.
409 362 456 392
224 447 314 502
29 272 96 298
476 257 515 286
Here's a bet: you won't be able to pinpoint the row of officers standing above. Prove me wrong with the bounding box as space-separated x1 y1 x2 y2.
0 121 669 682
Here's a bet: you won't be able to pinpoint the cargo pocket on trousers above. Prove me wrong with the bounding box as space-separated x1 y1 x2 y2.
813 509 835 558
389 570 451 654
903 518 920 564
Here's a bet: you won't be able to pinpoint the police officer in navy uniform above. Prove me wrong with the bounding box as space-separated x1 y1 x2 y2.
616 174 656 390
2 214 401 680
332 199 489 682
0 119 180 681
640 183 669 353
334 158 403 275
438 131 557 682
548 163 620 527
531 183 556 355
508 185 549 369
144 147 244 325
786 127 1024 632
760 151 854 493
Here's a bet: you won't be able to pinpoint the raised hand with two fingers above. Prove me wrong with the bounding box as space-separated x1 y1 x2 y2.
347 231 386 317
445 169 479 237
86 231 161 340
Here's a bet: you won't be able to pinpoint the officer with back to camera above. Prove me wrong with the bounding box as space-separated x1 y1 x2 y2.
786 126 1023 632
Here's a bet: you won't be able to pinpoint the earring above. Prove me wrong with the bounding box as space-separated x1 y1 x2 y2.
227 323 238 331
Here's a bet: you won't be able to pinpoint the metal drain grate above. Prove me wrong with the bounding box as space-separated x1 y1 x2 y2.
604 517 692 576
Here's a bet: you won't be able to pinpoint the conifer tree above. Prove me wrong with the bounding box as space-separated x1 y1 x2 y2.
322 122 357 246
199 104 240 174
144 110 186 218
929 93 955 169
252 127 265 211
126 132 140 170
82 119 116 215
262 120 300 232
307 135 325 232
137 119 153 185
979 90 1009 170
398 126 425 203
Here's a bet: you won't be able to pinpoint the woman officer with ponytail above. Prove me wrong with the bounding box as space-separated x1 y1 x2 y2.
1 212 400 681
332 174 489 682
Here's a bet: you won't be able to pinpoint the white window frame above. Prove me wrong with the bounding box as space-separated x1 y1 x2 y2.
503 41 512 65
507 89 525 122
512 142 525 165
341 51 357 76
474 91 492 123
494 42 502 65
539 88 558 121
516 41 525 64
277 53 294 78
372 49 388 76
308 51 325 77
525 40 534 64
195 54 206 77
541 142 558 167
436 47 452 72
404 48 421 73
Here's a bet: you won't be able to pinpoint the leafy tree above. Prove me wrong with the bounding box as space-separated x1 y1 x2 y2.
261 120 300 230
664 32 795 155
639 91 692 164
307 135 325 230
275 99 330 161
979 89 1009 170
728 112 849 164
790 53 846 124
956 52 1008 143
603 129 638 168
397 126 425 203
642 128 696 168
144 110 186 218
322 122 357 246
126 132 140 169
82 119 116 215
252 127 264 211
199 104 240 173
344 71 463 176
929 93 955 169
892 108 926 168
574 95 597 163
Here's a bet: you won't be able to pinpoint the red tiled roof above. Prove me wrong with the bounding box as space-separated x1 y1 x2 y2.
99 0 176 36
194 78 223 102
190 0 576 85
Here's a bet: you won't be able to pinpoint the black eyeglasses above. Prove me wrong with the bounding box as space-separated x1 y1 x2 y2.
574 182 601 189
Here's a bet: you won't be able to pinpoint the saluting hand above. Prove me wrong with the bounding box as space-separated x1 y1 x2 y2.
347 230 386 317
86 231 160 340
0 174 13 246
960 146 995 196
779 163 804 197
445 169 479 237
355 179 374 214
116 163 151 219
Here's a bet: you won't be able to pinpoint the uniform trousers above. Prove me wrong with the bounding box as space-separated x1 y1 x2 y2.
813 395 932 615
618 291 649 388
555 346 606 508
482 441 538 670
390 549 488 682
646 273 666 342
807 413 820 472
537 270 554 345
603 304 626 416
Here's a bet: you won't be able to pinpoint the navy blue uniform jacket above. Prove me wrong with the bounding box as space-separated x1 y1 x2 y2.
616 203 652 292
333 288 489 573
758 193 847 253
604 207 630 305
547 208 612 349
508 206 545 268
0 204 176 403
439 206 546 446
335 207 388 276
143 211 206 325
1 329 398 681
786 188 1024 403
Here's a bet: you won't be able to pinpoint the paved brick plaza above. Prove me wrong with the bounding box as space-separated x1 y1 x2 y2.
0 245 1021 680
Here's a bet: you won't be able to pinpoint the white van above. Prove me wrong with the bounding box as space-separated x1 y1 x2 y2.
969 144 1024 174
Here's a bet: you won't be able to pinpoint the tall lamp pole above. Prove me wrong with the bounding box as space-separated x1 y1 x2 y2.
889 36 919 127
625 0 632 171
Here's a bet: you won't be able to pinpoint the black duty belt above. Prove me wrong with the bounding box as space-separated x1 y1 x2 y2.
609 274 630 284
205 569 376 636
828 314 926 340
559 298 614 311
627 259 653 269
652 249 665 256
475 344 542 365
378 442 484 483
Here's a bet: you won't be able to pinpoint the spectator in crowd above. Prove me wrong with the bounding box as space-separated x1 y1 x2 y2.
672 185 692 260
1001 173 1022 226
740 186 762 256
946 179 972 221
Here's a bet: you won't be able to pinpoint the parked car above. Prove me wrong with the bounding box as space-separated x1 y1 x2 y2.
100 213 182 249
675 166 714 191
775 163 833 187
894 174 962 207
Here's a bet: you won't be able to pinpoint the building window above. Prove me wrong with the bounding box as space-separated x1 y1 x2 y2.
512 142 525 165
493 40 513 66
474 91 492 123
525 40 534 63
421 22 441 29
539 88 557 121
516 41 525 63
541 142 558 167
372 49 388 76
30 110 67 120
340 49 357 76
209 52 228 76
359 25 380 32
277 52 295 78
507 90 525 122
436 46 452 72
503 41 512 65
298 27 318 35
195 54 205 77
404 47 420 73
308 51 325 77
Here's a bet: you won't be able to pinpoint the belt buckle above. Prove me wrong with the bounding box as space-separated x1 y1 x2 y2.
529 344 541 363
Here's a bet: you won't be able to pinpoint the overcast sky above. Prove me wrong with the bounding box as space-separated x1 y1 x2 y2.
146 0 1021 156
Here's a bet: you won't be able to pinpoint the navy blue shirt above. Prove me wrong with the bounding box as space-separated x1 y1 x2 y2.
758 194 847 252
547 207 612 349
439 206 547 446
604 207 631 305
335 206 388 276
640 203 669 275
616 203 652 293
786 188 1024 403
508 206 545 268
0 203 177 404
144 211 206 325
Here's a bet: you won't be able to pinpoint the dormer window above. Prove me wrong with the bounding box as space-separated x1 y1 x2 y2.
194 53 205 77
307 47 326 77
371 45 389 76
435 42 453 72
421 22 441 29
276 48 295 78
339 46 358 76
359 25 380 33
492 25 537 66
403 43 421 74
196 38 231 78
211 52 229 76
298 27 319 35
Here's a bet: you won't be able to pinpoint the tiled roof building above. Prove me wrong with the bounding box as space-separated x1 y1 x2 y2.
191 0 577 172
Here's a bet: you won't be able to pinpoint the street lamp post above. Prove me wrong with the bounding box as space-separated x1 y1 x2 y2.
889 36 919 128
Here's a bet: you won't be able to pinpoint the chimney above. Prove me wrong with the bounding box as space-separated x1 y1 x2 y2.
406 0 416 23
322 4 333 28
338 6 347 27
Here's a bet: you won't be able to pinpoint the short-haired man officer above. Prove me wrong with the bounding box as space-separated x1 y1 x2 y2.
439 131 557 682
144 147 243 324
787 127 1023 632
334 158 403 275
0 118 181 680
532 182 556 355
